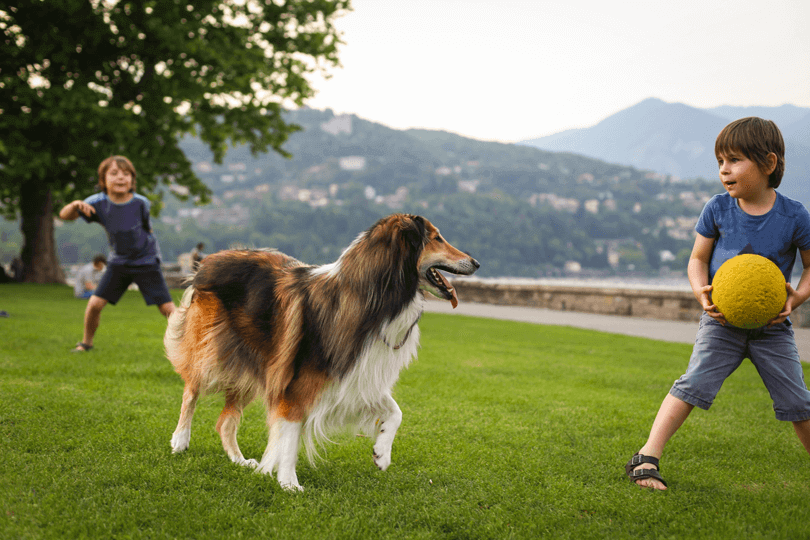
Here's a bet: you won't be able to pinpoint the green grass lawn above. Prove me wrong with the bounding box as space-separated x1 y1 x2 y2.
1 284 809 539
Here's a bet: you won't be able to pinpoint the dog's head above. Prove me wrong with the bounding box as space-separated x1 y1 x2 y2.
391 214 480 308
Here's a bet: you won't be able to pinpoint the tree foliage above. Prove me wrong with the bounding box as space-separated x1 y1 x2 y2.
0 0 349 281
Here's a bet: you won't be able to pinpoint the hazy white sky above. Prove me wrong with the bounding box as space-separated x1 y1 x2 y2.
306 0 810 143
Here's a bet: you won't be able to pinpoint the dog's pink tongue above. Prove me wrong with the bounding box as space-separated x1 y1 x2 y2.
435 271 459 309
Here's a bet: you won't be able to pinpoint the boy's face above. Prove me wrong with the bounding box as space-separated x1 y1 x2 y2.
104 163 134 196
716 150 771 200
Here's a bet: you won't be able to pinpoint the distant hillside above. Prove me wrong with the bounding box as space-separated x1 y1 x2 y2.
520 98 810 206
178 107 658 202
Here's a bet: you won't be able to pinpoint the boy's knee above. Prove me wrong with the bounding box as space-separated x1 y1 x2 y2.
86 295 107 313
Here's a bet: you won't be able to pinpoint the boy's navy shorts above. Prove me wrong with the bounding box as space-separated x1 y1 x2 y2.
94 262 173 306
670 312 810 422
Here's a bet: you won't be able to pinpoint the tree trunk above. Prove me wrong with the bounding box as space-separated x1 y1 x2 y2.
19 182 65 283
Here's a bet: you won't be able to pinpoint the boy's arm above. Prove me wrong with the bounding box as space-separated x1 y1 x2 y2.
688 232 725 323
58 200 96 221
770 249 810 325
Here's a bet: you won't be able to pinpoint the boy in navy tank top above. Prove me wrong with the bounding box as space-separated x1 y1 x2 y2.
59 156 176 352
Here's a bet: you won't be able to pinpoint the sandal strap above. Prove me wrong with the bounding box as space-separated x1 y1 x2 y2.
628 467 668 487
628 453 660 469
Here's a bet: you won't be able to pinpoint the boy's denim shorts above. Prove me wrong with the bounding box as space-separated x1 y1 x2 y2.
94 262 173 306
670 312 810 422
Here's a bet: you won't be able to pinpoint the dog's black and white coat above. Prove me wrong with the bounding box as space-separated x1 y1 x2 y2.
165 214 479 490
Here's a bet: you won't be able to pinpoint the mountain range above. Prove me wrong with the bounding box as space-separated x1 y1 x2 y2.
519 98 810 205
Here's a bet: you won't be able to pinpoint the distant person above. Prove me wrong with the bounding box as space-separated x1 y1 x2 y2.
73 254 107 299
190 242 206 271
58 155 176 353
10 257 24 282
0 264 11 283
625 117 810 490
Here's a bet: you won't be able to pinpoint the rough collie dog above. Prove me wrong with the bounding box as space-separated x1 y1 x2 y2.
165 214 479 490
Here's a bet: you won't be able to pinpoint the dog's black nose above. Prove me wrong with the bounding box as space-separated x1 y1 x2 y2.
471 257 480 270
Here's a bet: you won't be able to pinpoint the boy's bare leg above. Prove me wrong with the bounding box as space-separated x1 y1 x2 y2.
633 393 694 490
82 295 108 346
793 419 810 454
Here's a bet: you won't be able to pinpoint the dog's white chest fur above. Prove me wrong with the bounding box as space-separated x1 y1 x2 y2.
302 296 423 460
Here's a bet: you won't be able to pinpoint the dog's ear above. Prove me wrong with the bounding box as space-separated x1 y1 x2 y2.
399 214 426 251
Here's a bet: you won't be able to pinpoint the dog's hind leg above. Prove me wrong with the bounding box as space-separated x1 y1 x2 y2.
171 384 199 453
373 394 402 471
216 392 258 468
256 414 303 491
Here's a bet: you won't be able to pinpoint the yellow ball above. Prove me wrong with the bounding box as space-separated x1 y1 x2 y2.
712 254 787 329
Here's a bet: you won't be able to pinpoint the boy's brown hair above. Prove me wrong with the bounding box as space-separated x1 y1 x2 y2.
715 117 785 188
97 155 137 193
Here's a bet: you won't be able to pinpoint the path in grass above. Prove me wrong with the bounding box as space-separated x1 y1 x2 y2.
1 284 809 539
425 298 810 360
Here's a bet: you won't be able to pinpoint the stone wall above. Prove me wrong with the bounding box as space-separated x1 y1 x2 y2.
449 279 810 327
450 280 701 321
162 264 188 290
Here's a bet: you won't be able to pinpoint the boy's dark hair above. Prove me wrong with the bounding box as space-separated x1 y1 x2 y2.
92 254 107 266
97 156 137 193
715 117 785 188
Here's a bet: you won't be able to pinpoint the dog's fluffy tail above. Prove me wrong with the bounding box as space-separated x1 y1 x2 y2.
164 286 194 368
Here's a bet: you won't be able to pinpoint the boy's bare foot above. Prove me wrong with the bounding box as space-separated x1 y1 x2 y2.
625 453 668 490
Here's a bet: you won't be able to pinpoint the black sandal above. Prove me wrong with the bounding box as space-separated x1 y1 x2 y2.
625 453 668 487
72 342 94 352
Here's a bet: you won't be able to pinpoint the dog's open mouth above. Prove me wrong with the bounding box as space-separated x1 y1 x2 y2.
426 265 459 308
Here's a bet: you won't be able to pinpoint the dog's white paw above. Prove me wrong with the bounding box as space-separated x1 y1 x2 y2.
277 468 303 491
170 429 190 453
279 480 304 492
232 456 259 469
372 446 392 471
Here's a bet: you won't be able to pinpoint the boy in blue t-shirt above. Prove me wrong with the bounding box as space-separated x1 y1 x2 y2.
59 156 176 352
625 117 810 490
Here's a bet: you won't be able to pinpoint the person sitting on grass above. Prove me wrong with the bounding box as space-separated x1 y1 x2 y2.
626 117 810 490
58 155 176 353
73 254 107 299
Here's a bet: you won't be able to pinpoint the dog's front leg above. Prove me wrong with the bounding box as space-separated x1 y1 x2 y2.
373 394 402 471
256 417 303 491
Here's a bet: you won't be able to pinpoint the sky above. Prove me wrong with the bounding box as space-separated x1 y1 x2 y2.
305 0 810 143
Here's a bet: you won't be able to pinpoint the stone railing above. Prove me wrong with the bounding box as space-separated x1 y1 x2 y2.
448 278 810 327
162 263 189 289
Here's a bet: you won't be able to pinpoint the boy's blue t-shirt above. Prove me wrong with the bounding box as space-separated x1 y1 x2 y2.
696 191 810 283
81 192 162 266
